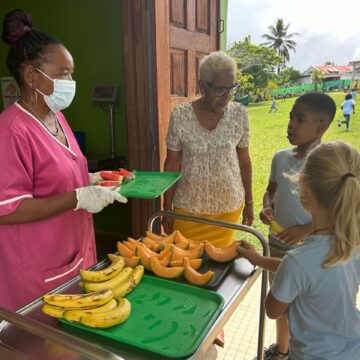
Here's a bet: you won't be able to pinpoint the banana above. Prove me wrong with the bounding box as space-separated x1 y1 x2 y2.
81 267 133 293
42 303 66 318
270 220 284 235
79 256 125 282
80 298 131 328
42 289 113 309
112 265 144 299
63 299 118 322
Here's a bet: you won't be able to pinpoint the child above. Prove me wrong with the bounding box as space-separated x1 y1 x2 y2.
338 93 355 131
258 92 336 359
239 141 360 360
269 98 278 113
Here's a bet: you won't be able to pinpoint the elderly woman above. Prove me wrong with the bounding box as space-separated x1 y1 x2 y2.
163 51 253 248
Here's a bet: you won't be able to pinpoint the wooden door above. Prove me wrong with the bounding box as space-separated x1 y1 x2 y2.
154 0 220 170
121 0 220 237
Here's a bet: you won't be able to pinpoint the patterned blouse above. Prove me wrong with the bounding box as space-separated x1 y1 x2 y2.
166 101 250 214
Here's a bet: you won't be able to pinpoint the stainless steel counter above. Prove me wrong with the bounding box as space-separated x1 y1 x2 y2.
0 211 269 360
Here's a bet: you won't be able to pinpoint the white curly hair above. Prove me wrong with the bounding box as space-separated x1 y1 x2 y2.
199 51 237 83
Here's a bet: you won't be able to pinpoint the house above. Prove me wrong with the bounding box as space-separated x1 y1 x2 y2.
298 64 353 85
349 58 360 88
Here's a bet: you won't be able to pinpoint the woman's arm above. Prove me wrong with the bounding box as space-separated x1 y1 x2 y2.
237 147 254 225
0 191 77 225
163 149 182 210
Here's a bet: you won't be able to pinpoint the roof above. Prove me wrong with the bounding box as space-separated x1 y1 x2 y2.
314 65 353 74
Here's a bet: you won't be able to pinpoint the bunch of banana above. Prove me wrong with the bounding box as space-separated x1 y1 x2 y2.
79 256 145 299
80 298 131 328
79 256 125 282
42 289 114 318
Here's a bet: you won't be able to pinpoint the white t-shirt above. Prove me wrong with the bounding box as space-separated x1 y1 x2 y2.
166 101 249 214
342 99 355 115
271 235 360 360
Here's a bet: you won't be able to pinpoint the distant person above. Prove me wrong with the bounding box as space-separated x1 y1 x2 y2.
257 92 336 360
281 93 286 101
338 93 355 131
269 98 278 113
239 141 360 360
351 88 356 101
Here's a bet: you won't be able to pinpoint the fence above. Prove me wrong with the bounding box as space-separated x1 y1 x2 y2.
269 79 352 97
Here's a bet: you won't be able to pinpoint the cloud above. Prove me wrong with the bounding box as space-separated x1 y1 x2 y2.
227 0 360 71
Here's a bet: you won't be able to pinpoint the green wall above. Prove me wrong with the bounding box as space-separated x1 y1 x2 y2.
0 1 131 237
220 0 228 51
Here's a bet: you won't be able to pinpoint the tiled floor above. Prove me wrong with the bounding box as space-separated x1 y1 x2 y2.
215 275 360 360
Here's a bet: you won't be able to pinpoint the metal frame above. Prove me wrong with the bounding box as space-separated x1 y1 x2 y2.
148 211 269 360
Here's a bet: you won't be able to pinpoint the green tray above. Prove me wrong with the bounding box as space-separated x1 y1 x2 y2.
119 171 181 199
59 275 224 358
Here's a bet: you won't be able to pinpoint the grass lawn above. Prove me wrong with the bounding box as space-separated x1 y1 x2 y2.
235 92 360 248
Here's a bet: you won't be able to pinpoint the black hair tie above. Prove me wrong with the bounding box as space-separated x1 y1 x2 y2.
341 172 355 181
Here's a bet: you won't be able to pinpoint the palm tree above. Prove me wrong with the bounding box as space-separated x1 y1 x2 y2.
262 18 298 73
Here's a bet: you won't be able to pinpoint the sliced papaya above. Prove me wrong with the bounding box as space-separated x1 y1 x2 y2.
142 237 164 252
117 241 135 258
183 257 214 286
204 240 238 263
150 256 184 279
158 252 172 267
107 253 119 263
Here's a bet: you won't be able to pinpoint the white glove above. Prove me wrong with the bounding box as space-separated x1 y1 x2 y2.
75 186 127 213
88 172 103 184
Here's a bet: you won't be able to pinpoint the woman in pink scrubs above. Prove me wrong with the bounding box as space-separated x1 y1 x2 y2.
0 10 127 311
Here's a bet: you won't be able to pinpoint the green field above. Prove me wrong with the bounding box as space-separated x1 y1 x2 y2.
236 92 359 247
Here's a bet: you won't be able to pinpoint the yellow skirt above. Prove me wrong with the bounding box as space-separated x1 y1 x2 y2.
172 205 244 248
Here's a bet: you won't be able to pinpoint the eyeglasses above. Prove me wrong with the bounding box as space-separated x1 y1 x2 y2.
206 82 239 97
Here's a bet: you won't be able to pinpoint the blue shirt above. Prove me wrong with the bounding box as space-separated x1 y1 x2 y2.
342 99 355 115
271 235 360 360
269 148 312 230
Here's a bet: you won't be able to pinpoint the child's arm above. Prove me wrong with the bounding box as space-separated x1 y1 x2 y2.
237 240 281 272
278 223 314 244
265 292 289 319
259 181 277 224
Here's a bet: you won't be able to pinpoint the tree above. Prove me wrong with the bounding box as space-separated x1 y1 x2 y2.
277 67 302 86
227 36 283 93
310 69 324 91
262 18 299 72
324 61 335 65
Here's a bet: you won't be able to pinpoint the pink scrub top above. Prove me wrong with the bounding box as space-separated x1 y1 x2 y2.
0 103 97 311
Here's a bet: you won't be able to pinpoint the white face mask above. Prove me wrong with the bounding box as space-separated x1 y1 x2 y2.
34 67 76 112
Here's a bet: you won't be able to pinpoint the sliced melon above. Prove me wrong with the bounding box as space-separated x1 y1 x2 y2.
183 257 214 286
123 256 141 268
150 256 184 279
117 241 135 258
204 241 238 263
170 258 202 270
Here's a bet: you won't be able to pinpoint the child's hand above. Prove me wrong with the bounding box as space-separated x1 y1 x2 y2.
237 240 261 266
277 224 310 244
259 207 274 225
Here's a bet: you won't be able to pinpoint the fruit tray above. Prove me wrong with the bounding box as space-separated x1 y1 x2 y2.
59 275 224 358
118 171 181 199
146 253 234 289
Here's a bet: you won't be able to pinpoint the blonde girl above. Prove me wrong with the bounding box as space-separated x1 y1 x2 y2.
238 141 360 360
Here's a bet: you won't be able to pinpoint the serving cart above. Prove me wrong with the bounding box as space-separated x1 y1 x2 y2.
0 211 269 360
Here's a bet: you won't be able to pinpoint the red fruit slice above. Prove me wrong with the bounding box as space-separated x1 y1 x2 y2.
118 168 133 179
99 171 123 182
97 180 120 187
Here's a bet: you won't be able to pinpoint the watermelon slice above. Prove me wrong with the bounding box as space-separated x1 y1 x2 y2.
118 168 134 180
97 180 121 187
99 171 123 182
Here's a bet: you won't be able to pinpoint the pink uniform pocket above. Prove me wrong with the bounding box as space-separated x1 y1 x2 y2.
42 251 83 292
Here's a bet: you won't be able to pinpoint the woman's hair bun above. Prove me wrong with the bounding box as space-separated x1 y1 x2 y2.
2 9 33 46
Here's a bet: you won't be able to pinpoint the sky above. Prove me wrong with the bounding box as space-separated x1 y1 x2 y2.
227 0 360 72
